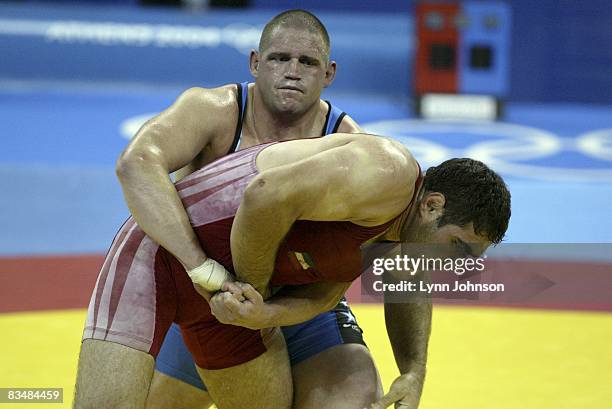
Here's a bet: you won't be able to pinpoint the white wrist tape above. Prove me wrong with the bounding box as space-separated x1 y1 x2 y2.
187 258 232 292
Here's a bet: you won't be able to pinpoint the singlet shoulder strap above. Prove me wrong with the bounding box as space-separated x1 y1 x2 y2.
321 100 347 136
227 81 249 154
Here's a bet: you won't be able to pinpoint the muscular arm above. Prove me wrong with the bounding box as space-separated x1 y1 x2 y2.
230 135 417 295
262 281 349 326
382 266 431 408
235 118 362 323
115 86 237 271
212 281 351 329
257 118 363 321
211 116 365 325
385 283 431 371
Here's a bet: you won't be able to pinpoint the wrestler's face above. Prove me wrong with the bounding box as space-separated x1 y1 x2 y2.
250 27 336 116
404 193 491 258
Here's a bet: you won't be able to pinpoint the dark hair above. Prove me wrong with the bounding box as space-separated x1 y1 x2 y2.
259 9 330 60
422 158 511 244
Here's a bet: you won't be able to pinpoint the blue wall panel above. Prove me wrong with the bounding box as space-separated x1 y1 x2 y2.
459 2 511 96
2 1 612 103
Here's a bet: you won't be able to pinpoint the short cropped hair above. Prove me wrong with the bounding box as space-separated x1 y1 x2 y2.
259 9 330 60
422 158 511 244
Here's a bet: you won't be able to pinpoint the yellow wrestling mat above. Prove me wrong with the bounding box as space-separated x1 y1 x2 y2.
1 305 611 408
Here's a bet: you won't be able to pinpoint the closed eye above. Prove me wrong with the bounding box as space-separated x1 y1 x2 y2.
454 238 477 257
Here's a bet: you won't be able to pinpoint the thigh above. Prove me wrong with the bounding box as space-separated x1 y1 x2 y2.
196 327 293 409
292 344 382 409
284 298 383 409
147 371 214 409
74 339 155 409
147 323 213 409
77 221 179 408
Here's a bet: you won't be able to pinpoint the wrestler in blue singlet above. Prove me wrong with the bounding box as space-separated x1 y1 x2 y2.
155 82 366 390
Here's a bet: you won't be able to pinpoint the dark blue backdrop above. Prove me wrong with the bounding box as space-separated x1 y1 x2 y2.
254 0 612 104
7 0 612 103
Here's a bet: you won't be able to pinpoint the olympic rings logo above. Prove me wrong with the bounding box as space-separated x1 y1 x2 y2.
363 119 612 182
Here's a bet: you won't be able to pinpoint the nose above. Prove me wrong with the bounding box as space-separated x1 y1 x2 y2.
284 58 301 80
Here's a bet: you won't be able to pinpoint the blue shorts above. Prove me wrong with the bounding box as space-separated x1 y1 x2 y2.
155 297 366 390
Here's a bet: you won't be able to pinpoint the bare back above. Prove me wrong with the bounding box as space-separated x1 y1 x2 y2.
256 132 414 175
250 133 418 227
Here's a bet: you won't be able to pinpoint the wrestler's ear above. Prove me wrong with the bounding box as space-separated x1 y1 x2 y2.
323 60 337 88
419 192 445 223
249 50 260 77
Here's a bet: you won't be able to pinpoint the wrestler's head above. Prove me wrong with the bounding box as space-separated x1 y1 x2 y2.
402 158 511 257
250 9 337 117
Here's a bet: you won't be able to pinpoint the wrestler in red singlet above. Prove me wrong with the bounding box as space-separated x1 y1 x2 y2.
83 141 422 369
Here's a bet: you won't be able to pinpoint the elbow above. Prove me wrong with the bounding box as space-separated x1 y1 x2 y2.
115 147 165 184
323 285 347 311
243 174 284 208
330 289 346 310
324 297 339 312
115 150 141 182
243 174 300 221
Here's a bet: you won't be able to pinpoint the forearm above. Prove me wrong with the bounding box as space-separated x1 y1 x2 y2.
261 282 349 327
384 299 432 372
371 239 431 372
116 155 206 270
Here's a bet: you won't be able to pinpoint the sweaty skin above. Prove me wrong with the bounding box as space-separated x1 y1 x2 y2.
115 26 342 275
74 13 434 409
229 133 419 294
203 133 492 409
100 19 395 409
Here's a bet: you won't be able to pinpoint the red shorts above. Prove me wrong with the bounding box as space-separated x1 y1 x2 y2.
82 218 266 370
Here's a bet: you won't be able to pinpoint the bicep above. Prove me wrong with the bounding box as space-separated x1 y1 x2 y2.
121 86 237 172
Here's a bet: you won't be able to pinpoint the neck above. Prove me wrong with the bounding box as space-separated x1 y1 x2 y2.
378 184 424 242
250 85 322 142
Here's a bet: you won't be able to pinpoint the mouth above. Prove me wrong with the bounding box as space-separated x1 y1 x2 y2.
278 85 303 93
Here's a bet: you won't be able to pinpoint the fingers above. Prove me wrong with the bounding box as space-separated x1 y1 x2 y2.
221 281 246 302
209 292 242 324
235 282 262 303
219 292 242 314
219 281 263 304
366 387 405 409
366 395 393 409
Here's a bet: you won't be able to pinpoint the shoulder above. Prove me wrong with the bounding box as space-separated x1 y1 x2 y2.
167 84 241 137
335 114 362 133
303 133 418 215
176 84 239 111
345 134 415 166
338 135 419 224
316 99 362 133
